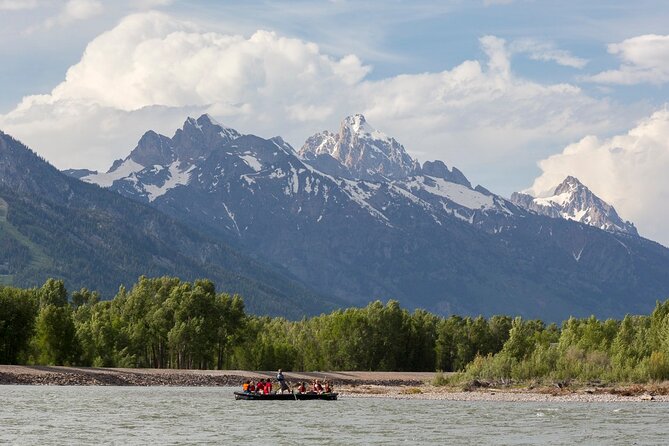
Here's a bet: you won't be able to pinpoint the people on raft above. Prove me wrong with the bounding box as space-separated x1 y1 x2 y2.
242 374 334 395
312 379 324 394
255 378 266 394
242 378 273 394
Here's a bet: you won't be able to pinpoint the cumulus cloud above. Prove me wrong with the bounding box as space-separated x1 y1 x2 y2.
3 12 370 169
44 12 369 112
527 108 669 246
0 12 626 190
43 0 103 29
358 36 614 176
510 38 588 69
589 34 669 85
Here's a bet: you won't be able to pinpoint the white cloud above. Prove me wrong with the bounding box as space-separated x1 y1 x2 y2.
357 36 615 176
0 0 37 10
2 12 370 169
43 0 103 29
527 108 669 246
44 12 369 111
0 12 628 194
510 38 588 69
590 34 669 85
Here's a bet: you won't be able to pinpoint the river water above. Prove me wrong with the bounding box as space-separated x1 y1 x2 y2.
0 386 667 445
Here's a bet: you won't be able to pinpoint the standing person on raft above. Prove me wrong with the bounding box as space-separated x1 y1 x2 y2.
276 369 290 394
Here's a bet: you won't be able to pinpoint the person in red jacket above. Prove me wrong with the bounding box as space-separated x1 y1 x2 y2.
256 378 264 393
264 379 272 395
248 381 256 393
297 382 306 394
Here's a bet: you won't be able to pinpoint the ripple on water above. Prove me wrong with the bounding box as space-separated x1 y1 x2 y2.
0 386 668 445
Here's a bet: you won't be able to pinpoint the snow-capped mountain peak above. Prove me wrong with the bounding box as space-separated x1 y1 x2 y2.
342 114 388 142
511 176 638 236
298 114 418 180
172 114 242 162
80 114 243 201
552 175 583 197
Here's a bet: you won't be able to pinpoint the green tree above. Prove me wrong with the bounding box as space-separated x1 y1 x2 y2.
0 286 38 364
502 317 545 361
435 316 469 371
213 292 245 369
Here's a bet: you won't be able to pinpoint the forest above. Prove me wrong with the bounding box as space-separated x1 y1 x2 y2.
1 276 669 383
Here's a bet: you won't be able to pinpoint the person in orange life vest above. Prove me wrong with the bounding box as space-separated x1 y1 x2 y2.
242 380 250 392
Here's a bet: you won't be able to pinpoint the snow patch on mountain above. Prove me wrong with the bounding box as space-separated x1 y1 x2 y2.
406 176 496 211
534 192 572 207
82 158 144 188
339 179 389 222
240 154 263 172
144 162 196 202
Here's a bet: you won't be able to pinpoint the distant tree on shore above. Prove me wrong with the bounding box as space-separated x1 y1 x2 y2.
1 277 669 383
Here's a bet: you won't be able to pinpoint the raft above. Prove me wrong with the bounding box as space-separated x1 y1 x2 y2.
234 391 338 401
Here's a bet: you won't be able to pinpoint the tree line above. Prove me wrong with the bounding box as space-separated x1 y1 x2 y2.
1 277 669 383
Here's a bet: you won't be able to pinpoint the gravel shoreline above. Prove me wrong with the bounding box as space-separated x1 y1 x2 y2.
0 366 430 387
0 366 665 402
339 384 669 402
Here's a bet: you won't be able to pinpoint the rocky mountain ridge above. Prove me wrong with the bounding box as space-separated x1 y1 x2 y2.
78 114 241 201
298 114 420 181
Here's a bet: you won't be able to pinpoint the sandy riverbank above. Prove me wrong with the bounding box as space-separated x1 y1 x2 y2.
0 366 665 402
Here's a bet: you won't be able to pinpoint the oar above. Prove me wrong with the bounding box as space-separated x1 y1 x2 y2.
288 382 297 401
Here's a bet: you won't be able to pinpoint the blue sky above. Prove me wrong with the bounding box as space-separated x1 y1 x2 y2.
3 1 669 110
2 0 669 243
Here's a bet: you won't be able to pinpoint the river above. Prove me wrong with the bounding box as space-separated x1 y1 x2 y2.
0 386 666 445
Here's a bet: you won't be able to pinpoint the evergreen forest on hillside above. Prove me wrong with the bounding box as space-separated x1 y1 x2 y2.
2 276 669 383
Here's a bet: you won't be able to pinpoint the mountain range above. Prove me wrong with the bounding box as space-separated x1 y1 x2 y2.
0 130 339 318
43 113 669 321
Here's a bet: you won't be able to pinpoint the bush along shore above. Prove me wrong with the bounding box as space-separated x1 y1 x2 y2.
2 277 669 392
